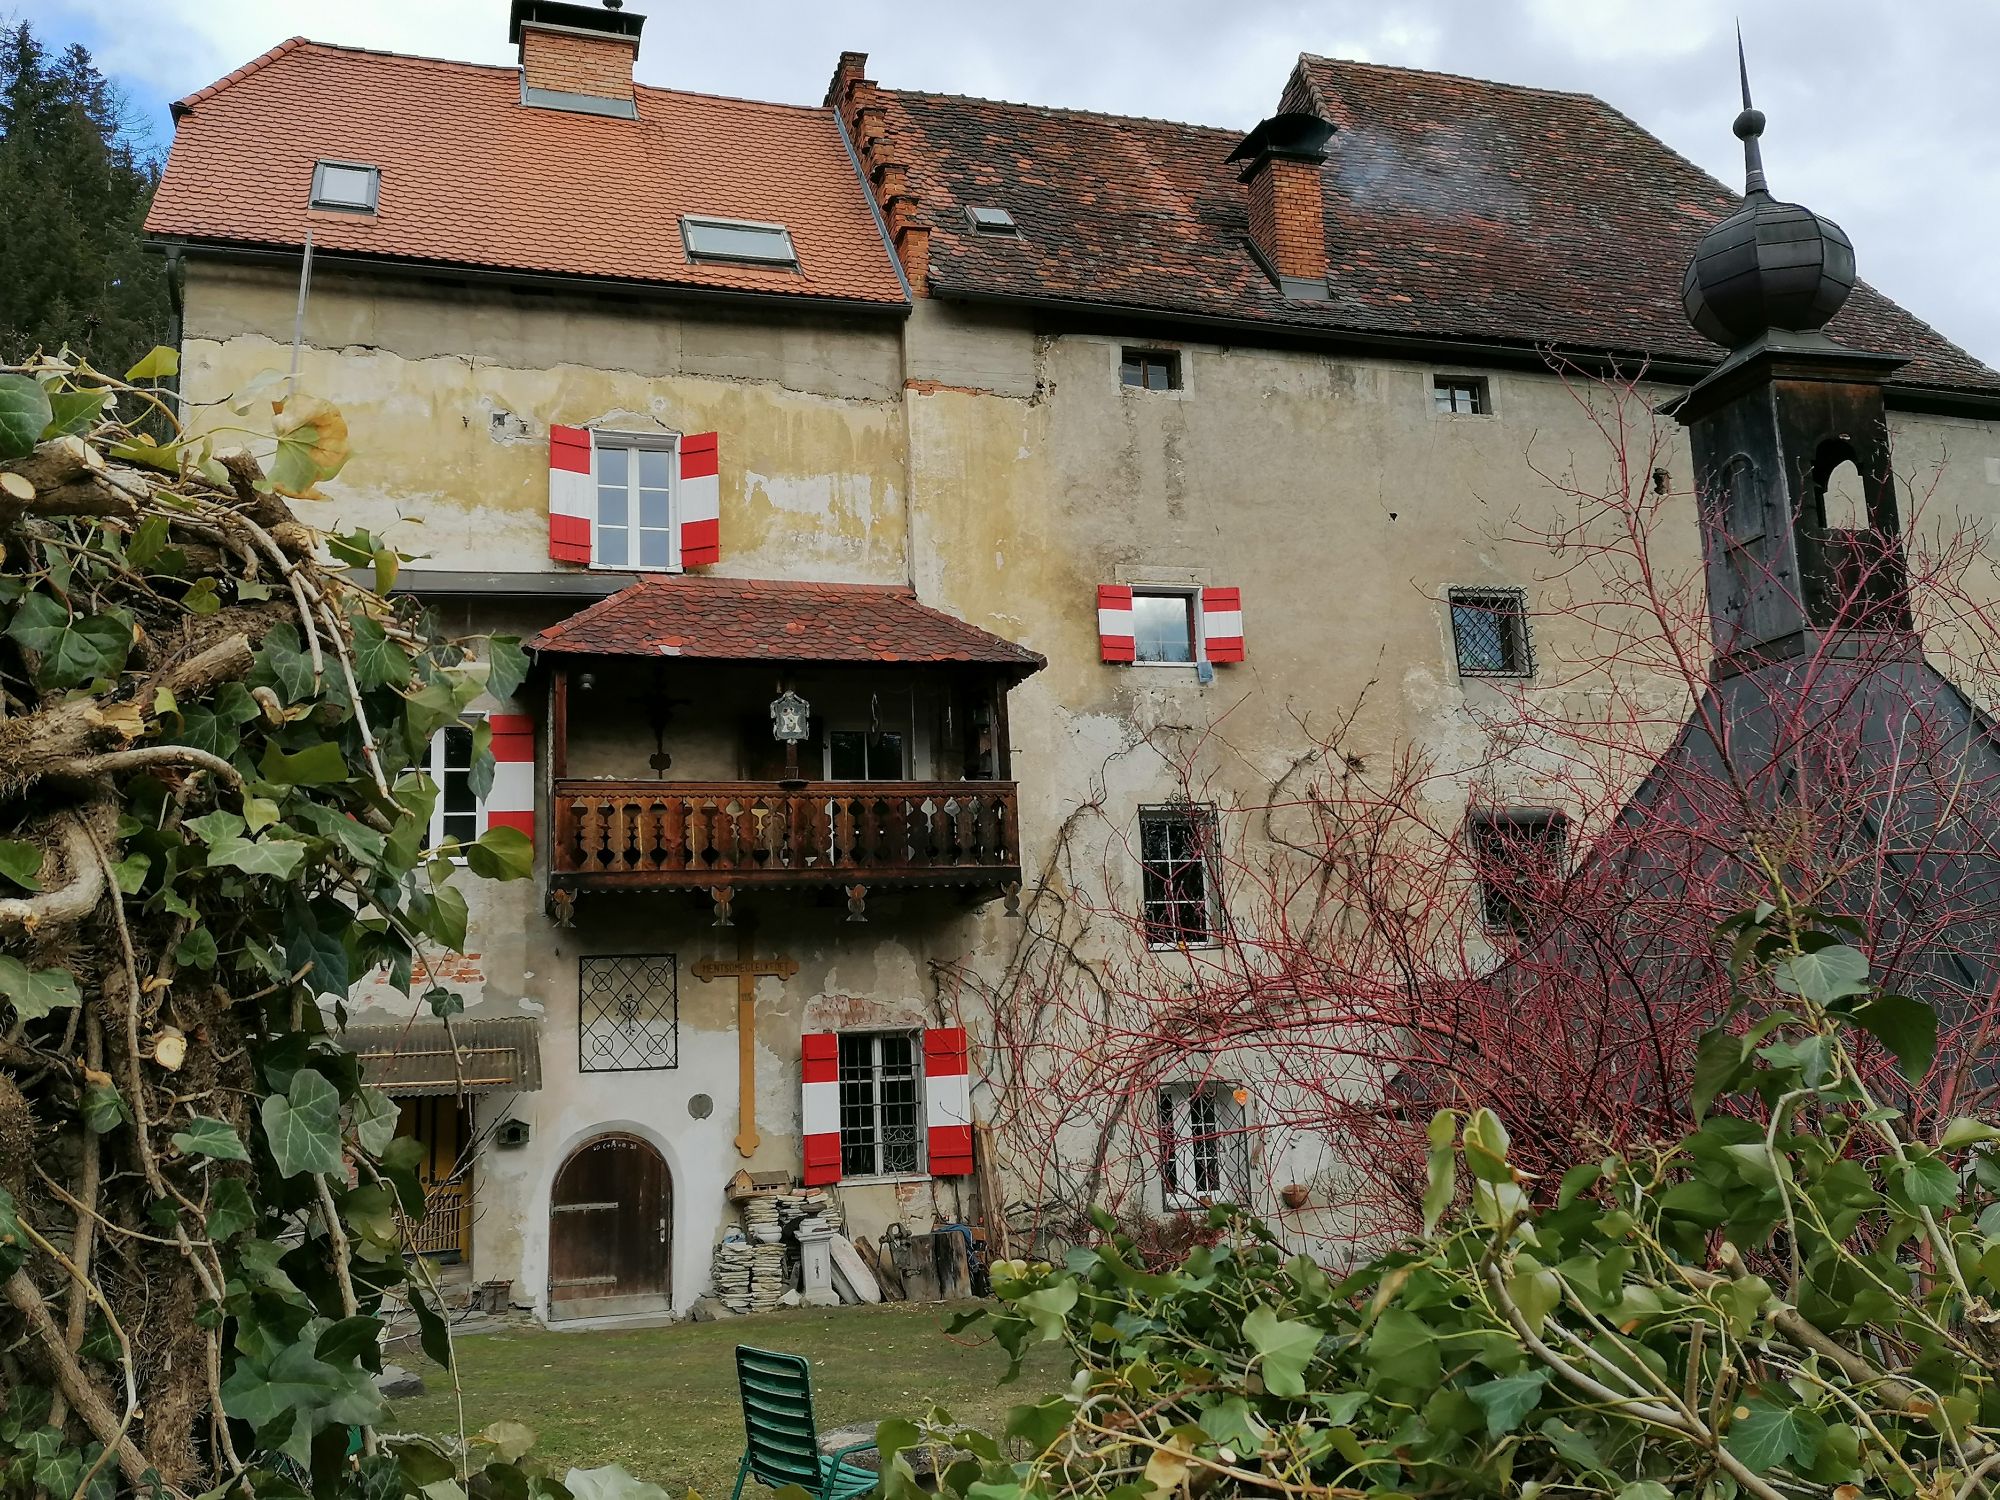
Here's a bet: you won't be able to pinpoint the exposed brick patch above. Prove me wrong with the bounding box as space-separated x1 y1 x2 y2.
520 25 634 102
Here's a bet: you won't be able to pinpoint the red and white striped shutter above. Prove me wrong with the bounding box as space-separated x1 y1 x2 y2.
923 1026 973 1177
679 431 720 567
484 713 536 847
1097 584 1136 663
1202 586 1244 663
801 1032 841 1185
547 425 593 564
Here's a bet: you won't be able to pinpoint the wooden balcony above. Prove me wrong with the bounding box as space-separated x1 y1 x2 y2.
549 779 1023 921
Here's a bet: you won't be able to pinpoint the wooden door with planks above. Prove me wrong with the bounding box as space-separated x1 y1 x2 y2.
397 1097 471 1261
547 1133 670 1317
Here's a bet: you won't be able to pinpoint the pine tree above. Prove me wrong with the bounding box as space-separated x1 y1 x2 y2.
0 22 167 373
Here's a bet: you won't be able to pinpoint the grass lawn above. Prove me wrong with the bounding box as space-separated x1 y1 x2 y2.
388 1303 1063 1497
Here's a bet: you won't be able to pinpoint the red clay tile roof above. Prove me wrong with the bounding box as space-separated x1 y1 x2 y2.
147 39 907 306
527 575 1045 674
881 56 1997 394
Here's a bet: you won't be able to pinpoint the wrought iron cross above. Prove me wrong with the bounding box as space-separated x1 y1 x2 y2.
692 929 799 1158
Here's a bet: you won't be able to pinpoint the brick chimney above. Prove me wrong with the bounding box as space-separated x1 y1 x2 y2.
509 0 645 117
824 51 929 296
1226 112 1335 300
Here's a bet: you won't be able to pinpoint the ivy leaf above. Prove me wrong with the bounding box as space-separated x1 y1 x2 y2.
316 1315 384 1369
83 1079 129 1135
252 624 318 705
563 1467 671 1500
125 346 179 382
185 809 245 846
206 1178 257 1242
425 987 465 1019
409 1282 453 1370
0 373 53 458
0 956 81 1021
1421 1107 1457 1235
259 739 350 786
1014 1279 1079 1343
42 388 107 440
464 824 533 882
1901 1154 1959 1209
207 834 308 880
1468 1369 1548 1435
1242 1304 1321 1398
171 1116 249 1163
1770 944 1870 1004
415 882 469 951
350 615 413 691
1726 1395 1819 1473
1461 1107 1514 1184
260 1068 346 1178
175 926 219 970
353 1087 400 1157
5 595 133 688
1850 994 1938 1082
1363 1307 1440 1389
1691 1025 1751 1122
0 837 43 891
485 636 529 703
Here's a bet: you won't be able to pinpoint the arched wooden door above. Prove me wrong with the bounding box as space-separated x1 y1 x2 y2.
547 1134 670 1319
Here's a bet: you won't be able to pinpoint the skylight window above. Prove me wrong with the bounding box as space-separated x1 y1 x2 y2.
309 160 380 213
965 204 1018 234
680 216 798 267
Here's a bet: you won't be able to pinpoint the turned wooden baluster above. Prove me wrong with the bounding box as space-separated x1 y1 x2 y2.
953 795 974 865
885 792 909 868
661 795 687 871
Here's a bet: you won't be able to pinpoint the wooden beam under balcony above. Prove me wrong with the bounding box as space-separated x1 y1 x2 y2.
549 779 1023 897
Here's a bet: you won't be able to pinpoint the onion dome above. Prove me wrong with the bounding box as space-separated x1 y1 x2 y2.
1681 34 1856 349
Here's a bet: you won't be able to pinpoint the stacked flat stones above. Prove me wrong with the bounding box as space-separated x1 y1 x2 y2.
743 1195 784 1244
711 1238 756 1313
776 1188 842 1236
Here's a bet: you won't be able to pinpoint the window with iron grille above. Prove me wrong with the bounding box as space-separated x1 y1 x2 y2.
1158 1081 1249 1209
1120 349 1182 391
1467 811 1567 935
578 954 679 1072
1432 375 1490 414
1448 587 1533 678
838 1031 923 1176
1139 805 1222 947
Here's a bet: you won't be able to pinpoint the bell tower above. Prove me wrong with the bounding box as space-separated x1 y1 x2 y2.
1675 36 1913 674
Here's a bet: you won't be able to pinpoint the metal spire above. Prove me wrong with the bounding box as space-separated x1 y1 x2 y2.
1733 23 1770 196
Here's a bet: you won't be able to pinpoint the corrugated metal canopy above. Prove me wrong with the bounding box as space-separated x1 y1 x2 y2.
340 1017 542 1096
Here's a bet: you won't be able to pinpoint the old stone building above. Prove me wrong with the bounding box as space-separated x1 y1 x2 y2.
145 0 2000 1318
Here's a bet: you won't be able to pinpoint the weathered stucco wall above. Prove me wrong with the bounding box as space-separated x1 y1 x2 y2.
183 265 2000 1310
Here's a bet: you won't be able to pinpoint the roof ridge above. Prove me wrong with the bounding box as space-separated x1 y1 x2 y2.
175 35 310 112
882 86 1241 140
1298 52 1599 103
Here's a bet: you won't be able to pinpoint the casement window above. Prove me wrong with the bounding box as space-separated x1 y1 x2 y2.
1467 810 1567 935
1448 587 1532 678
1120 349 1182 391
800 1026 971 1185
1098 586 1245 665
1158 1081 1250 1210
310 159 379 213
1433 374 1490 414
546 426 720 570
424 716 535 853
1139 804 1223 947
826 730 905 781
680 215 798 268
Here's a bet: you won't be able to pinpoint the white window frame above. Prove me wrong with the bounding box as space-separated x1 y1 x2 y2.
310 159 380 214
1128 587 1209 668
590 432 680 573
425 719 487 855
1157 1081 1250 1211
836 1030 926 1181
1432 373 1492 416
1138 803 1224 950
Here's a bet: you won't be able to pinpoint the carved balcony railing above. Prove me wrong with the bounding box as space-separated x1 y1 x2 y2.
550 780 1023 917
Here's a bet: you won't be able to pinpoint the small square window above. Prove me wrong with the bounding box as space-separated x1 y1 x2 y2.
1449 587 1532 678
1139 804 1222 947
310 160 379 213
1120 349 1181 391
1467 810 1567 935
1130 590 1196 664
1432 375 1489 415
680 216 798 267
965 204 1018 234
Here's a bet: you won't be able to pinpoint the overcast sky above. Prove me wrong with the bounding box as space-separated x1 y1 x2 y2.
22 1 2000 366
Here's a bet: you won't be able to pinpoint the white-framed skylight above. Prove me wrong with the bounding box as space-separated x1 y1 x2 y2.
309 159 380 213
965 204 1018 234
679 215 798 267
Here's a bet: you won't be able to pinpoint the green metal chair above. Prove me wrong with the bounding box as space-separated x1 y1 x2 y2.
730 1345 879 1500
